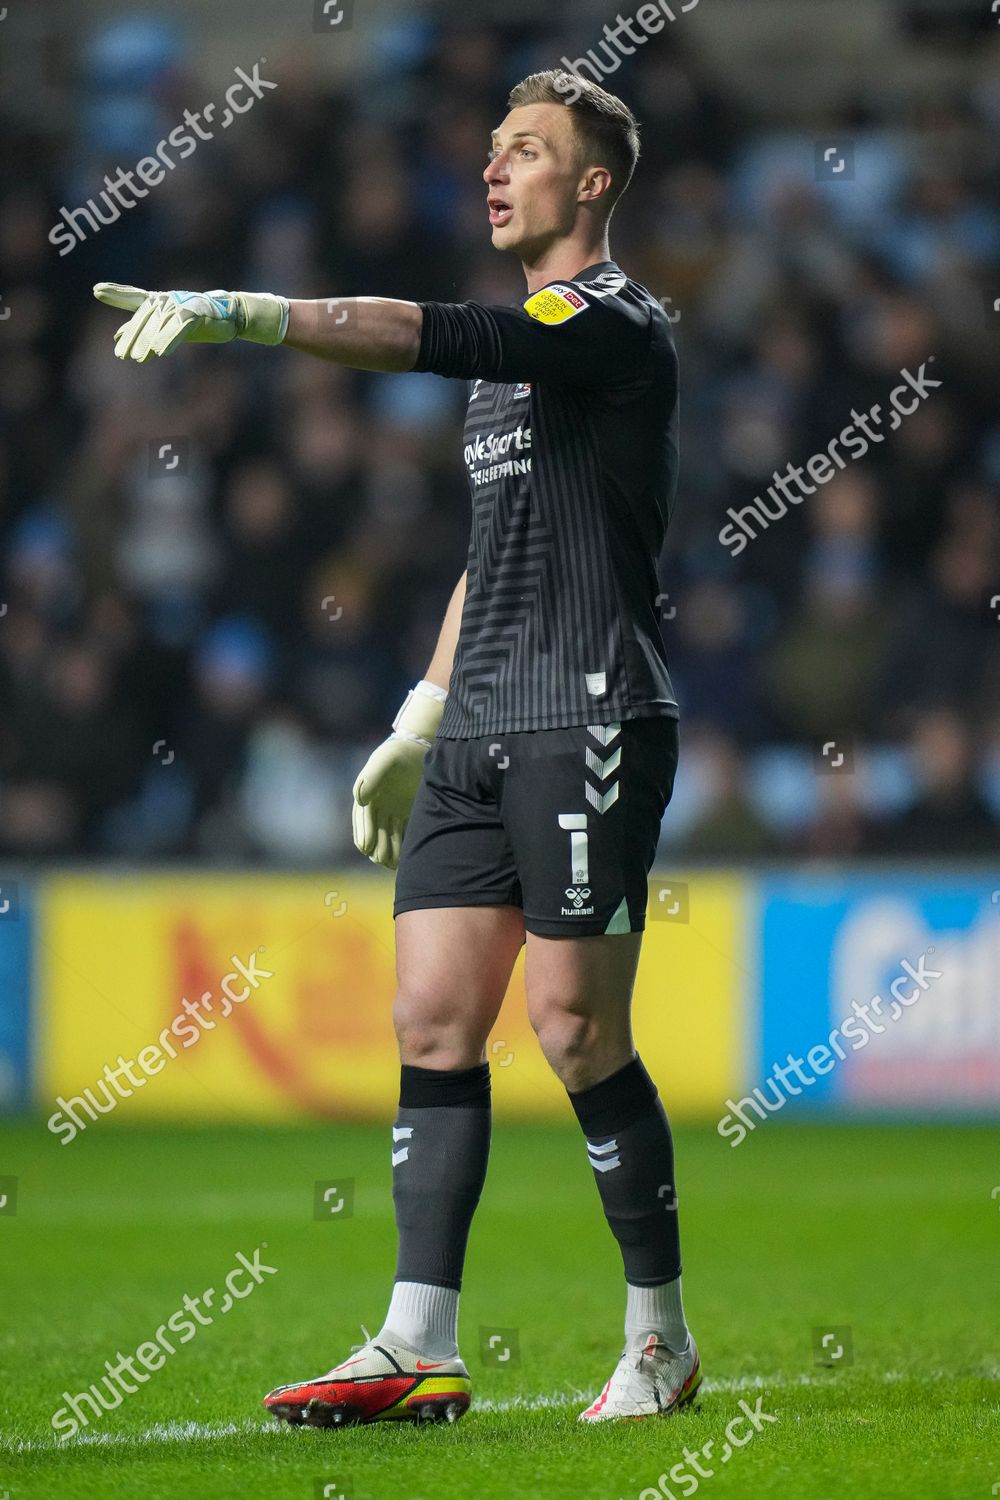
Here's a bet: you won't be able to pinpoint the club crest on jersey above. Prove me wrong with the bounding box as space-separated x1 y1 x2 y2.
512 382 532 399
523 283 588 325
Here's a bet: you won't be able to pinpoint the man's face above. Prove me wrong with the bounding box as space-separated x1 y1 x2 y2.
484 103 591 257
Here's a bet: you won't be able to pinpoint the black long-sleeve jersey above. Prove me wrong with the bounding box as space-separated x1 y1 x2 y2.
413 259 679 738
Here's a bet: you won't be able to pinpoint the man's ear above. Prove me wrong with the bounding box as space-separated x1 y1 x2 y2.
578 166 612 205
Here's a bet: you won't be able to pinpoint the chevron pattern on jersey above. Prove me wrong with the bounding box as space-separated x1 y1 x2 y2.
585 781 620 814
587 722 622 746
585 745 621 779
584 720 623 816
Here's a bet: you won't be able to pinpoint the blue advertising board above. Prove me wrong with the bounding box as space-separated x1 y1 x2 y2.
0 876 33 1110
756 872 1000 1114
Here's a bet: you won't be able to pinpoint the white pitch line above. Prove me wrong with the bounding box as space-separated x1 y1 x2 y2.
2 1418 288 1454
4 1369 996 1455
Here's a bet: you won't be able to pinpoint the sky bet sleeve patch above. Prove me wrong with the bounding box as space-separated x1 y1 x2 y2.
523 283 588 326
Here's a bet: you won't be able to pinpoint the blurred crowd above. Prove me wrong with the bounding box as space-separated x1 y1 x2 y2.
1 6 998 861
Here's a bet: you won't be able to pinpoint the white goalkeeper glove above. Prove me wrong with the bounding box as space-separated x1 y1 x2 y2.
93 282 290 362
352 680 448 870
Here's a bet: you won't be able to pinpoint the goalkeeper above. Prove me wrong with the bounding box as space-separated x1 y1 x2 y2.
92 70 697 1433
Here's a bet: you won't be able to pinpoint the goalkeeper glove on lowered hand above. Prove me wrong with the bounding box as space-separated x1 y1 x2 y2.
92 282 290 362
352 680 448 870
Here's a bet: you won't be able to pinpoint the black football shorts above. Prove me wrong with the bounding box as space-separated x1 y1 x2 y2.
392 716 679 937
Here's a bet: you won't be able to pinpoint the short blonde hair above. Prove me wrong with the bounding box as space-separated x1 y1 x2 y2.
507 69 641 217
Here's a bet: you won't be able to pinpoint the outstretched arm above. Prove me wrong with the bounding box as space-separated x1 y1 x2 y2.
283 298 423 373
94 272 653 385
93 282 423 371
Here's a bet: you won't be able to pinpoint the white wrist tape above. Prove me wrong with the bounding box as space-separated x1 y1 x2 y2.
391 679 448 749
235 291 290 345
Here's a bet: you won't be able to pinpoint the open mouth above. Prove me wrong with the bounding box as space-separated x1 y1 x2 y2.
488 196 513 227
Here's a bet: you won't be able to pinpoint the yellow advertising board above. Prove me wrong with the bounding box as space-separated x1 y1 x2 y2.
37 873 746 1124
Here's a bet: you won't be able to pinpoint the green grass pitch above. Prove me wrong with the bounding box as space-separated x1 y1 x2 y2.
0 1118 996 1499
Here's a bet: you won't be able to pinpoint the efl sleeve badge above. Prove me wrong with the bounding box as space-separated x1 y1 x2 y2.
523 283 588 325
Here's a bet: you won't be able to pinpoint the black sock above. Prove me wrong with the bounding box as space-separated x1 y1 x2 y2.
568 1055 682 1286
392 1062 491 1291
